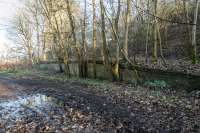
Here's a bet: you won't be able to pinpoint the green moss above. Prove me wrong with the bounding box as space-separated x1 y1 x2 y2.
144 80 167 88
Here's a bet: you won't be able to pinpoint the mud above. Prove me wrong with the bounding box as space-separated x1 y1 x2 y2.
0 76 199 133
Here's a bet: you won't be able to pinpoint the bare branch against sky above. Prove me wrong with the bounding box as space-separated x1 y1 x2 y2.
0 0 21 56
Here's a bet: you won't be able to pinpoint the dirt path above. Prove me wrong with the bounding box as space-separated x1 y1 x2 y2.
0 81 15 98
0 75 199 133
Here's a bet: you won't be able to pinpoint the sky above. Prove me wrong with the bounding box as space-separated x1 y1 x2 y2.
0 0 21 57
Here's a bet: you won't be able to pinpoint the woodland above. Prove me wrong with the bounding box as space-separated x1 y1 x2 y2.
0 0 199 132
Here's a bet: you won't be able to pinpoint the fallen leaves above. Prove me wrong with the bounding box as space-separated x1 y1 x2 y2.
0 75 199 133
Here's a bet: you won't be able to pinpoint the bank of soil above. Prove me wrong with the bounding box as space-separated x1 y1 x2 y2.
134 56 200 76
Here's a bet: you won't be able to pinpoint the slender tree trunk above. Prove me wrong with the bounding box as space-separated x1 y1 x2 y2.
157 25 166 65
111 0 121 81
36 20 40 61
164 25 168 47
191 0 199 64
153 0 158 63
123 0 130 58
145 0 150 63
82 0 88 78
100 0 111 76
27 42 33 67
92 0 97 78
36 0 40 62
42 33 47 61
183 1 192 57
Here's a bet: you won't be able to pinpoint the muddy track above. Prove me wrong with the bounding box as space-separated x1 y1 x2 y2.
0 76 199 133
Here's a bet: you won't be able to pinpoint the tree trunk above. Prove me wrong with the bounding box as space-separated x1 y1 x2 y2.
183 1 192 57
123 0 130 58
92 0 97 78
81 0 88 78
153 0 158 63
65 0 82 77
35 0 40 62
100 0 112 78
42 33 47 61
157 25 166 65
27 42 33 67
111 0 121 81
191 0 200 64
145 0 150 63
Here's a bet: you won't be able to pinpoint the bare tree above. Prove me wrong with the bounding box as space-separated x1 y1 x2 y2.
65 0 82 77
14 12 34 66
100 0 112 77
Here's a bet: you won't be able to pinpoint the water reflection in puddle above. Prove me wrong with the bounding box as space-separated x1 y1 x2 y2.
0 94 103 132
0 94 64 108
0 94 66 130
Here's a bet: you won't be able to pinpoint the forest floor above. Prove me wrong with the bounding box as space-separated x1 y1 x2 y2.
0 69 199 133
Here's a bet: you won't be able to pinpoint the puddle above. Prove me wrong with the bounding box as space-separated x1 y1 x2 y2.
0 94 65 111
0 94 67 132
0 94 102 132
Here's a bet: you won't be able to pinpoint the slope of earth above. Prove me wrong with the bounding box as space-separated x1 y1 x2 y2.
132 56 200 76
0 70 199 133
